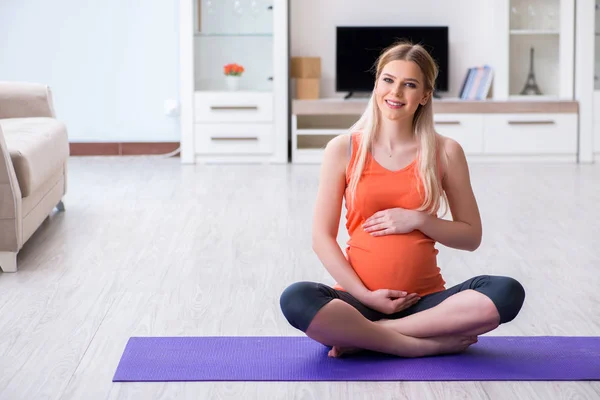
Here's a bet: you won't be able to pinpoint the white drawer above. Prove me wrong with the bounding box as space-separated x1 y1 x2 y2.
194 92 273 123
483 114 578 154
434 114 484 154
195 123 274 155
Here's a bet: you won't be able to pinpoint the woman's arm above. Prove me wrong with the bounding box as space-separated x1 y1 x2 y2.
311 134 371 302
417 137 482 251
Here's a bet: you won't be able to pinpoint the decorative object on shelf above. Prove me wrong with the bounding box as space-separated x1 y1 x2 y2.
291 57 321 99
459 65 494 100
224 63 245 91
520 47 543 95
225 76 240 91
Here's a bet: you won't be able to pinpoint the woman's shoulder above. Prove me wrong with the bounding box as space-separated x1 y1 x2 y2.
322 132 362 177
325 132 351 151
437 133 464 155
435 133 469 180
323 132 359 162
436 134 467 164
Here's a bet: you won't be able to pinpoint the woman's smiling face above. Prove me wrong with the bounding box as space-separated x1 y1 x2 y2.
375 59 430 121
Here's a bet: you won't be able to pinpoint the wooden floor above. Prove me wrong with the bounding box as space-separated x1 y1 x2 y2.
1 156 599 400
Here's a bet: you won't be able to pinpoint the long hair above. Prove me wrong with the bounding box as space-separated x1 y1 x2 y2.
346 41 448 216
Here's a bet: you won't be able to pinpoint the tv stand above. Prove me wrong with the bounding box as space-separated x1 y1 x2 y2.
344 92 353 100
290 98 579 164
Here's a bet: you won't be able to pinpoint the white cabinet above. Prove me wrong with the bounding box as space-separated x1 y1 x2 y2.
483 113 578 154
434 114 484 155
194 123 274 155
291 99 579 164
433 113 577 157
179 0 289 164
194 92 273 123
492 0 575 100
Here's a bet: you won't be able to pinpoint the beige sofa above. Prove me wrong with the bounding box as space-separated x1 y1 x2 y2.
0 82 69 272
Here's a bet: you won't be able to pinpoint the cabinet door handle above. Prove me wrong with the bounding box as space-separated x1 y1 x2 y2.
435 121 461 125
508 120 555 125
210 106 259 111
210 136 258 141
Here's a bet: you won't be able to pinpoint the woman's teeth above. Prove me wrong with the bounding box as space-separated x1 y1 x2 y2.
386 100 404 108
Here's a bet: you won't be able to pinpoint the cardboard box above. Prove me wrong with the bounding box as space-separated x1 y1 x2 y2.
291 57 321 78
295 78 320 99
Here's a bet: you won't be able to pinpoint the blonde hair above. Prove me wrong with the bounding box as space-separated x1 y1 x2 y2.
346 41 447 216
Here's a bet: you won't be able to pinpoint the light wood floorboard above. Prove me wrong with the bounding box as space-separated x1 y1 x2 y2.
0 156 599 400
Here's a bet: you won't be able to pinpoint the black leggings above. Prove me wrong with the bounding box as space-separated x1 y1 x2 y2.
280 275 525 333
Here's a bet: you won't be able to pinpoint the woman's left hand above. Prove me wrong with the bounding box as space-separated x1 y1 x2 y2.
363 208 426 236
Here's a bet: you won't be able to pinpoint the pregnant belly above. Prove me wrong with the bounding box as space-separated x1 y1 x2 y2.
345 229 445 296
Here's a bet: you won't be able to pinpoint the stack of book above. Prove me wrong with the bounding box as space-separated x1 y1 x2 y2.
458 66 494 100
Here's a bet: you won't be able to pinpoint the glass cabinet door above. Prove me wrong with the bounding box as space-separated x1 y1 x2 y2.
193 0 275 92
509 0 561 97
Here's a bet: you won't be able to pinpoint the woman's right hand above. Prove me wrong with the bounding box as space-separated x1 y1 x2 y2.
360 289 421 315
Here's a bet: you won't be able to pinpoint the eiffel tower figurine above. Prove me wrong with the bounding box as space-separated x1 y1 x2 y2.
520 47 542 95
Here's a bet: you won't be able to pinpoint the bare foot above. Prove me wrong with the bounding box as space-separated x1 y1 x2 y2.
420 335 478 356
329 335 477 358
328 345 362 358
328 319 393 357
326 318 477 359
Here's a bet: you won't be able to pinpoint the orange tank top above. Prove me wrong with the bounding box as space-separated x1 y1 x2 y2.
334 132 446 297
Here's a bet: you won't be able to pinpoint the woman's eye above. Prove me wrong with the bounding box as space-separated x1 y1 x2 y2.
383 77 393 83
405 83 416 88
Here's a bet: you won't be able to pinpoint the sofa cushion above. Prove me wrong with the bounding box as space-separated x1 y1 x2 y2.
0 117 69 197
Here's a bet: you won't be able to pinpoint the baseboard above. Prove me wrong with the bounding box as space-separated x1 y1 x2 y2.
69 142 180 156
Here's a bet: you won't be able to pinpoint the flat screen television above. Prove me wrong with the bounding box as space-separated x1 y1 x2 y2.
336 26 449 97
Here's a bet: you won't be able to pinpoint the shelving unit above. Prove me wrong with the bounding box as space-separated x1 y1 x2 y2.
292 114 359 163
175 0 592 163
179 0 289 164
491 0 575 100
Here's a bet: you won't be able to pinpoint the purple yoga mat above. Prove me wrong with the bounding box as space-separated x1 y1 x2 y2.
112 336 600 382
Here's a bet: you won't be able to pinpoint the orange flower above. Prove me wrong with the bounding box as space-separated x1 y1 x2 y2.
224 63 245 76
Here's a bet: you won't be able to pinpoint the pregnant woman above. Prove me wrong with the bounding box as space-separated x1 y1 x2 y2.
280 42 525 358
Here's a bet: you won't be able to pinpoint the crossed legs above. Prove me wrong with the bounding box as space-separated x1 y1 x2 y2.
280 275 525 357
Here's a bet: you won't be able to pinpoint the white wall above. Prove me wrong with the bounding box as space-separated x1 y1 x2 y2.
291 0 495 99
1 0 495 142
0 0 180 142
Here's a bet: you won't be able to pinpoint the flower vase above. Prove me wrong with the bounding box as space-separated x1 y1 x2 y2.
225 75 240 91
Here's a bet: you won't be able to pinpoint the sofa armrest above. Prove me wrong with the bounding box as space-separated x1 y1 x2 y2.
0 81 56 119
0 125 22 252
